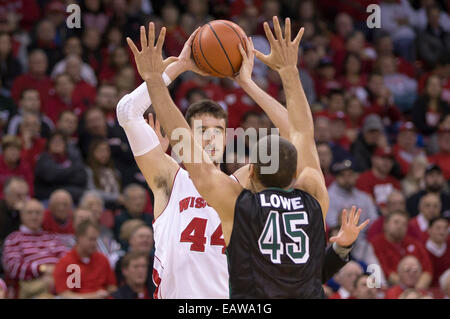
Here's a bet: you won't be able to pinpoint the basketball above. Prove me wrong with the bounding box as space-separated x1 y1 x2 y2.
192 20 248 78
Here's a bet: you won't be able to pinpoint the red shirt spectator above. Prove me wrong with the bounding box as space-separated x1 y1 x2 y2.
393 122 425 176
20 136 46 171
53 221 117 298
10 50 53 104
425 217 450 288
367 215 422 242
175 77 225 112
409 193 442 243
43 75 95 123
370 232 433 282
356 147 401 206
0 0 40 31
0 136 34 199
223 86 257 129
42 209 74 235
54 248 116 295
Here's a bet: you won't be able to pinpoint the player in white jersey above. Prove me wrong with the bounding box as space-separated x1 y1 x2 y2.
117 28 291 299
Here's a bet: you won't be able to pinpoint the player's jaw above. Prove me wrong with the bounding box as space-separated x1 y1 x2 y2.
190 115 226 164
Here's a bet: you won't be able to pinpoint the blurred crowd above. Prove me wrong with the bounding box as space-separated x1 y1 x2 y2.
0 0 449 299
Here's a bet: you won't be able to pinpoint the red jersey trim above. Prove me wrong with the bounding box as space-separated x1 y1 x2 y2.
153 166 181 224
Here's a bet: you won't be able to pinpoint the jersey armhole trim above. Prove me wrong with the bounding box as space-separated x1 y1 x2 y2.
153 166 181 224
231 173 239 184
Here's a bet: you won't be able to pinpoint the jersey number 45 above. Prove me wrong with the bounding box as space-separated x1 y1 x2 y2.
258 211 310 264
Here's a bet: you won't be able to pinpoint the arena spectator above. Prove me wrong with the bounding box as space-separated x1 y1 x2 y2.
60 54 97 102
0 177 29 247
0 32 22 91
78 188 116 230
82 27 102 75
10 49 53 104
55 110 81 160
27 19 63 71
329 111 352 151
161 3 187 57
110 251 150 299
350 114 386 172
317 142 334 187
326 160 378 261
367 211 433 289
95 84 119 127
17 112 47 171
413 0 450 32
115 222 155 298
356 147 401 207
401 154 428 198
34 131 87 203
393 122 425 177
406 164 450 217
425 217 450 288
1 199 67 298
409 193 442 242
53 219 117 298
417 5 450 69
43 73 94 123
328 261 363 299
51 36 97 87
367 190 421 242
329 13 355 53
379 0 417 62
99 46 133 84
314 115 351 164
85 138 122 209
352 274 378 299
0 135 33 198
81 0 110 34
114 184 152 242
70 205 124 268
42 189 74 236
428 128 450 180
385 255 426 299
378 55 417 112
115 66 137 98
412 75 450 137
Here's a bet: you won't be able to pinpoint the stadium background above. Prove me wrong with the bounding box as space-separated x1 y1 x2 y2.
0 0 449 299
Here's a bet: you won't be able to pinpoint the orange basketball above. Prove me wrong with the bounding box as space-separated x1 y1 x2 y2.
192 20 248 78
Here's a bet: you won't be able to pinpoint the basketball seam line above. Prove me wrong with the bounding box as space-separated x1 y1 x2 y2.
197 26 227 77
217 21 246 54
206 22 236 75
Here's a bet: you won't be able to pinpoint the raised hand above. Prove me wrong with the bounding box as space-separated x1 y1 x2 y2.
177 27 209 76
233 36 255 86
147 113 170 152
254 16 304 72
126 22 178 81
329 206 370 247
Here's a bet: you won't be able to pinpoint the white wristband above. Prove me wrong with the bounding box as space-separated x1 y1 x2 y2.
162 72 172 86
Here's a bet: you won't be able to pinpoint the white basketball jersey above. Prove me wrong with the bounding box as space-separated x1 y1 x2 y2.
152 167 234 299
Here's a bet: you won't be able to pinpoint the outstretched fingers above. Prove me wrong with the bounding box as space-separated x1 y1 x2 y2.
126 37 139 56
273 16 284 42
263 21 276 45
357 219 370 231
148 22 155 47
156 26 166 53
285 18 291 43
341 209 348 228
293 27 304 46
140 25 148 49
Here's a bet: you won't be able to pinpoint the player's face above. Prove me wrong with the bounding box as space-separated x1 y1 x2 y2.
190 114 226 163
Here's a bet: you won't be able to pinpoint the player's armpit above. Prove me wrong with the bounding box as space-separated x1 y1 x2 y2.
294 167 329 223
190 165 244 245
135 147 179 217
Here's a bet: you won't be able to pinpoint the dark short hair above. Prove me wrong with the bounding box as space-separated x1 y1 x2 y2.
429 216 448 228
75 219 99 238
185 100 228 127
252 135 297 189
385 210 409 223
186 87 208 103
121 251 148 270
46 130 68 151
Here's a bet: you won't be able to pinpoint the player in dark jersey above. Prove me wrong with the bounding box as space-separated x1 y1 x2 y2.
127 17 369 298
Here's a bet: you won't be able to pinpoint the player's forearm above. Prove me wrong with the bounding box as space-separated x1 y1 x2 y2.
278 66 314 135
164 60 187 83
240 80 289 138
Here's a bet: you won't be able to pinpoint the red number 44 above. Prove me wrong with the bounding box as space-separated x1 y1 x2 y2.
180 218 226 254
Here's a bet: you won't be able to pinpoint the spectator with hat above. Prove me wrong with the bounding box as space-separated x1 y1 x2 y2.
350 114 386 172
356 147 401 207
313 57 342 100
428 128 450 180
326 159 378 261
409 193 442 243
394 122 426 177
406 164 450 217
425 217 450 288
